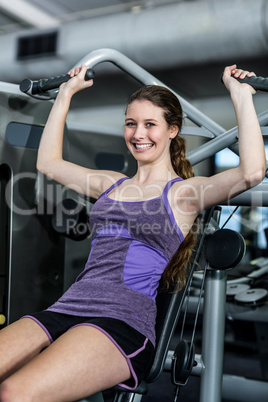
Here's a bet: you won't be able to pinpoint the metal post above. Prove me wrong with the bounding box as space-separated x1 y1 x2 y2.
113 391 143 402
222 375 268 401
200 269 227 402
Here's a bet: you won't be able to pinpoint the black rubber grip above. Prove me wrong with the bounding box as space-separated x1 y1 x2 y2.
38 69 95 92
234 75 268 91
20 79 32 93
19 69 95 95
221 73 268 92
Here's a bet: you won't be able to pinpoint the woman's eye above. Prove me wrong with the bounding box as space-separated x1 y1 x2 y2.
126 122 135 127
146 122 155 127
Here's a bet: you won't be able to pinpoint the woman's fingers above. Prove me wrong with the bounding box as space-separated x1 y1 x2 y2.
68 65 84 78
231 68 256 79
222 65 257 95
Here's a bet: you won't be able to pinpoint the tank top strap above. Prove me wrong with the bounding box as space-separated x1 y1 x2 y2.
102 176 130 197
162 177 183 199
161 176 185 243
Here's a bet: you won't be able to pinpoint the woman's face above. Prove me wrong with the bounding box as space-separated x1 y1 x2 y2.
124 100 178 164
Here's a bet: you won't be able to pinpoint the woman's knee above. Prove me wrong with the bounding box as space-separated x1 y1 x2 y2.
0 377 31 402
0 379 14 402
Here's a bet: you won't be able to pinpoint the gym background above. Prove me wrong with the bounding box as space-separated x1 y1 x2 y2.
0 1 267 401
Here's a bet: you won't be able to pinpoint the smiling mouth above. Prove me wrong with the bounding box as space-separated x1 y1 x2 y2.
133 143 154 150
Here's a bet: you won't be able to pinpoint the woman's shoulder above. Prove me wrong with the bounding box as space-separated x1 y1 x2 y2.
95 171 128 197
169 175 213 209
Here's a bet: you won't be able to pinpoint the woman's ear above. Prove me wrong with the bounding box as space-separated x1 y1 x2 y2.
169 125 179 139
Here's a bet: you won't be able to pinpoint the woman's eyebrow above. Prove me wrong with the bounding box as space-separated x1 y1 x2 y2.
125 117 158 122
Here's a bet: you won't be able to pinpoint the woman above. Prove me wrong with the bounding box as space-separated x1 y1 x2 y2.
0 64 265 402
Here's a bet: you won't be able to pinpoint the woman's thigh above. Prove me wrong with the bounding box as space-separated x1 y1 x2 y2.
1 325 131 402
0 317 51 382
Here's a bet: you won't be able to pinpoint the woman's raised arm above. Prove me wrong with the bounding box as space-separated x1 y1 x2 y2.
178 64 266 214
37 64 125 199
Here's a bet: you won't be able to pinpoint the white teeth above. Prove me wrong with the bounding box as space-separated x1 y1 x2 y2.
135 143 153 149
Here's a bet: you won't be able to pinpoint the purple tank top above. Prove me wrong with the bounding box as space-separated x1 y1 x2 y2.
47 177 184 345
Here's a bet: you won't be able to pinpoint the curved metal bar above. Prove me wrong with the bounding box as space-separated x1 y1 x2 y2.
222 182 268 206
73 48 225 136
73 48 268 176
187 124 239 165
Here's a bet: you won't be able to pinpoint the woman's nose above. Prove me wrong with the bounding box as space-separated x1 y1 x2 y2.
133 125 146 140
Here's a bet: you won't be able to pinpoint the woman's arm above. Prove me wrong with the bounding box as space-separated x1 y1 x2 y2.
177 65 266 215
222 64 266 187
37 64 125 199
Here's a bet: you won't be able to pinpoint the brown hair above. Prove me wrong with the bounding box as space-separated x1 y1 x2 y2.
126 85 196 291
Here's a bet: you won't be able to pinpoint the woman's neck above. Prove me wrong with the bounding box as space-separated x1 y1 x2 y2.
133 162 177 185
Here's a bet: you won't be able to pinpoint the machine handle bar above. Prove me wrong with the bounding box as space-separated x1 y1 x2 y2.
234 75 268 91
222 74 268 92
19 68 95 96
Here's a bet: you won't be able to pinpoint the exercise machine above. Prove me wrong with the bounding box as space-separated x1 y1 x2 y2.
6 48 268 401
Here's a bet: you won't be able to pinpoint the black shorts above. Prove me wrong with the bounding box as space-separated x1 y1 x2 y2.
23 311 155 390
